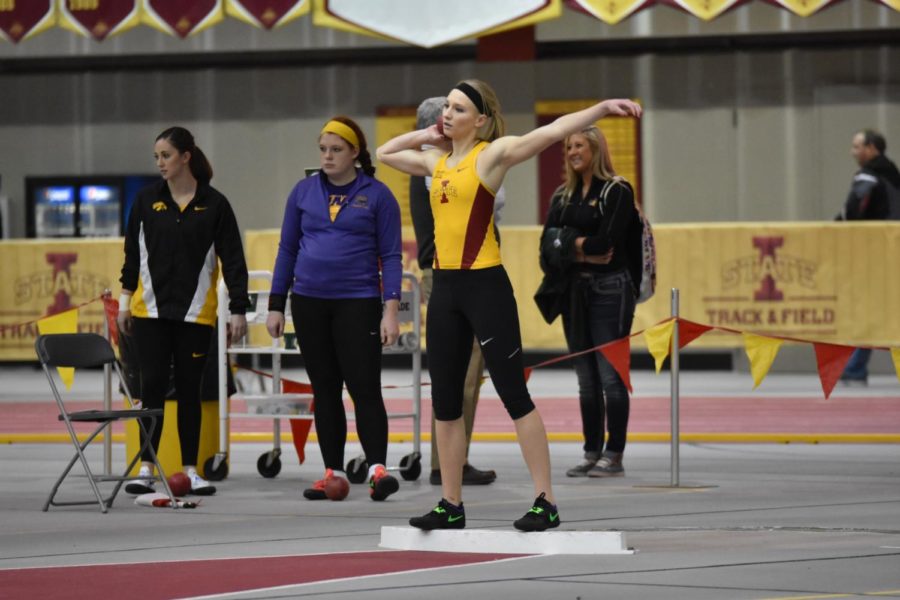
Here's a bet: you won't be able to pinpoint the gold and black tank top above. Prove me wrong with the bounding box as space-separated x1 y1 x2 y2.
429 141 501 270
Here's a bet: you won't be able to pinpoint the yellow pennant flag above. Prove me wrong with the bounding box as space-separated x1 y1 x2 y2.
892 348 900 385
36 308 79 390
743 333 783 389
644 320 675 374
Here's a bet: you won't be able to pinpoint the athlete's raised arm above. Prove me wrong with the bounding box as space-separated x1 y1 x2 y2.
376 126 447 177
478 99 641 182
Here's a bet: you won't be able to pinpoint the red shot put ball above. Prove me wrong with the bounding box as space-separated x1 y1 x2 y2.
325 476 350 501
167 472 191 497
436 120 444 135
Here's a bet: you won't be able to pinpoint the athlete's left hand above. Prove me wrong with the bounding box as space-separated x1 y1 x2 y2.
381 312 399 347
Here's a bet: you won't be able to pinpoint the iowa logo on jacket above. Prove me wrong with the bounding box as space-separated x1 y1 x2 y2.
152 201 167 212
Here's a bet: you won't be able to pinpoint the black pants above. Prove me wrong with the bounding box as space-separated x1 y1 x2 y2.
562 270 636 455
427 266 535 421
131 317 212 465
291 294 388 471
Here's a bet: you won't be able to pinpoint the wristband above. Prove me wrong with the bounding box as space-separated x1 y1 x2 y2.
119 293 132 312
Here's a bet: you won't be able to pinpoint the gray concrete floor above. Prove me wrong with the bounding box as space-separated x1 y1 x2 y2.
1 368 899 599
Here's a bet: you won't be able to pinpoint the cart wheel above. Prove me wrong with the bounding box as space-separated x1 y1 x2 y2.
204 456 229 481
399 452 422 481
346 457 369 484
257 452 282 478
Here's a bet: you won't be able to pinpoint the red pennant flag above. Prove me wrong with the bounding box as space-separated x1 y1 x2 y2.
599 337 632 393
283 378 314 465
677 319 713 349
813 343 855 399
0 1 54 43
101 295 119 347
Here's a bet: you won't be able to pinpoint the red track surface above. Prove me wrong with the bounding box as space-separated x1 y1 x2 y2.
3 395 899 435
0 551 520 600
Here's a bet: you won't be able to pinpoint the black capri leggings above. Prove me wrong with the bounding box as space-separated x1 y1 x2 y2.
131 317 212 466
427 266 535 421
291 294 389 471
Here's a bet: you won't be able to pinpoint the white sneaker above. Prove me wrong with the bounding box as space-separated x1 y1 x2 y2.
125 466 155 495
187 470 216 496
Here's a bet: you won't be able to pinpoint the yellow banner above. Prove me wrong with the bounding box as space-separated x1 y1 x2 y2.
491 222 900 351
374 108 417 229
6 222 898 361
0 239 123 360
632 222 900 348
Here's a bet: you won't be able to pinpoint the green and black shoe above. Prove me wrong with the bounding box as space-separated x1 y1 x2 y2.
409 498 465 530
513 492 560 532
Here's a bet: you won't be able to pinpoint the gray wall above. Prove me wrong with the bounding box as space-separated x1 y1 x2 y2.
1 4 899 237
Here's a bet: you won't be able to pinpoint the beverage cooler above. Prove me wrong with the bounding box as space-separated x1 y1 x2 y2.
25 175 158 238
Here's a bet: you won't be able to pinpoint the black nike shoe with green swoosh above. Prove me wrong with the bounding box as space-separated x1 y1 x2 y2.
409 498 466 530
513 492 560 532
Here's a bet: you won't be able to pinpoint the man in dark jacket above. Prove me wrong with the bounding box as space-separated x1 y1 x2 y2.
837 129 900 221
838 129 900 384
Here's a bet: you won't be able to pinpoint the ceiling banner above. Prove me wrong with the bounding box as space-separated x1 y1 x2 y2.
872 0 900 10
142 0 223 38
0 1 55 43
661 0 749 21
313 0 560 48
760 0 841 17
465 0 561 38
565 0 655 25
58 0 141 41
225 0 309 29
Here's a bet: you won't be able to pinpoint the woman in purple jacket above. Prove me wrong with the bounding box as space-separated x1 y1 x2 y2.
266 116 402 502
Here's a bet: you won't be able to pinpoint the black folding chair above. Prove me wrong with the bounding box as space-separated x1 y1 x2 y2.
35 333 177 513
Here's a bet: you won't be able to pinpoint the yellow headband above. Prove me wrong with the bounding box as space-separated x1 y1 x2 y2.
320 120 359 149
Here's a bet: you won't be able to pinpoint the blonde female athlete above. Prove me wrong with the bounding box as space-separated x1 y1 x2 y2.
377 80 641 531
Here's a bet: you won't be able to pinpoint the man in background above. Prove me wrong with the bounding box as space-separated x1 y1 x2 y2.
837 129 900 384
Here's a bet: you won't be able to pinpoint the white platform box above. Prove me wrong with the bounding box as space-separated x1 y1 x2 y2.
379 526 633 555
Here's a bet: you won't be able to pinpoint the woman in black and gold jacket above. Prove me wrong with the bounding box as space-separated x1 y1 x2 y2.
118 126 249 497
